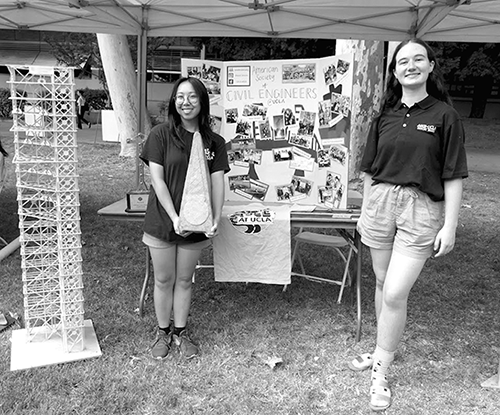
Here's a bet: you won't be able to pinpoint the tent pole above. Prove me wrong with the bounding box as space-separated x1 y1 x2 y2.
136 28 147 188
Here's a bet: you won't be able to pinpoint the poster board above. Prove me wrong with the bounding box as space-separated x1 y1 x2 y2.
182 54 353 209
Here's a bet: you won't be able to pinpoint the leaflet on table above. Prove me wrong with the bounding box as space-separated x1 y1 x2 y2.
182 55 353 209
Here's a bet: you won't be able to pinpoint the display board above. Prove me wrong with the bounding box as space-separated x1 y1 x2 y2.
182 54 353 209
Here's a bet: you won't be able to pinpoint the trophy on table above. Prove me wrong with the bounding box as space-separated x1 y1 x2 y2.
126 137 150 212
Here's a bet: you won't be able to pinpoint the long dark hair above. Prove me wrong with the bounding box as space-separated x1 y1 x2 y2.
382 38 452 110
167 77 213 150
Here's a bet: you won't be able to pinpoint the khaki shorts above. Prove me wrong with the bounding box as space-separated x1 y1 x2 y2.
142 232 211 250
357 183 444 259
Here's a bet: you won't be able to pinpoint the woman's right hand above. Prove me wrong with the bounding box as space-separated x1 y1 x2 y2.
173 215 191 237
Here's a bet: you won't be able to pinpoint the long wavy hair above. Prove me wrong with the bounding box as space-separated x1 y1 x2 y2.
381 38 452 110
167 77 214 150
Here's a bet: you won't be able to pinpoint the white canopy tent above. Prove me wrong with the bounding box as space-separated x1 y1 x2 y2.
1 0 499 134
0 0 499 42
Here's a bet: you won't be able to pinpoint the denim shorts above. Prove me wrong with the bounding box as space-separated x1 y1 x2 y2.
357 183 444 259
142 232 211 250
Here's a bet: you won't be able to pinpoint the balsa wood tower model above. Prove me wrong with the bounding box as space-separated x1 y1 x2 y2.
8 65 101 371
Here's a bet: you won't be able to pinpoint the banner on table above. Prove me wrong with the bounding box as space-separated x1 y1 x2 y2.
212 203 291 285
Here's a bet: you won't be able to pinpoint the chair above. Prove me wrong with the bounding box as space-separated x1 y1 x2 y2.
290 228 354 303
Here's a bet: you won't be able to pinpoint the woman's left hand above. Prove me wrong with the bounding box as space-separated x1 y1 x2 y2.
204 222 219 238
433 225 456 257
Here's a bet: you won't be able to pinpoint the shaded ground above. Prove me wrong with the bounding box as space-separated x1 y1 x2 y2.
1 119 499 173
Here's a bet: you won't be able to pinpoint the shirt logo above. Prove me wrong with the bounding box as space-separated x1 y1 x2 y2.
416 124 436 134
205 148 215 161
228 208 275 234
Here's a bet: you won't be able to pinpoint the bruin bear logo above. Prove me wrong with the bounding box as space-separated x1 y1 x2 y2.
228 209 276 234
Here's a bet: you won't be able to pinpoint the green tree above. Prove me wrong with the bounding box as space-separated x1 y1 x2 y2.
431 42 500 118
190 37 336 60
43 31 176 103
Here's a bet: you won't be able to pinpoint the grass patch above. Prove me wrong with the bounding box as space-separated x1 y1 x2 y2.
1 120 500 414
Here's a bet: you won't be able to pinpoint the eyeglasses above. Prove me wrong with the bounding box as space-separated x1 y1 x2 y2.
175 94 199 105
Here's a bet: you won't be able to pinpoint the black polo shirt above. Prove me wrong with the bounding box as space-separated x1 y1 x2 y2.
360 95 468 201
140 123 230 243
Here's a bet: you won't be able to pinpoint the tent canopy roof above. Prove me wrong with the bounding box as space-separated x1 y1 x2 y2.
0 0 499 43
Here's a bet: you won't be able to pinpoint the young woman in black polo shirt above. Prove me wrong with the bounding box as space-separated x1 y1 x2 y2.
349 39 468 411
140 77 229 360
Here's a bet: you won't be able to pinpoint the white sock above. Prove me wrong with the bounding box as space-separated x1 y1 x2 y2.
371 345 395 381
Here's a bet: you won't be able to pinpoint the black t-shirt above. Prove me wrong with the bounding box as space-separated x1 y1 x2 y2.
360 96 468 201
140 123 230 243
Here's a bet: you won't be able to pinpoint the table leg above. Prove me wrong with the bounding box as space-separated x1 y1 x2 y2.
138 246 151 318
355 231 362 342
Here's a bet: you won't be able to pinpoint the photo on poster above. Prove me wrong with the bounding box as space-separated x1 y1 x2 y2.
247 179 269 201
272 147 293 162
329 145 347 166
228 150 245 165
276 184 294 201
229 175 268 200
243 103 267 118
288 130 313 150
331 92 351 118
329 93 345 126
228 174 250 191
337 59 351 76
291 175 313 197
235 120 252 136
201 64 221 94
318 185 334 206
317 149 331 168
297 110 316 137
318 184 344 209
242 148 263 165
209 115 222 134
323 64 337 87
272 114 286 140
225 108 238 124
318 100 332 127
283 108 296 126
258 119 272 140
339 94 352 118
326 171 342 189
282 63 316 83
289 155 315 172
187 66 202 78
333 183 345 208
231 135 256 150
334 58 351 87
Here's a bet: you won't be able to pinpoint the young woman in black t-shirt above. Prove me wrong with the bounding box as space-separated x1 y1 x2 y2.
140 77 229 360
349 39 468 411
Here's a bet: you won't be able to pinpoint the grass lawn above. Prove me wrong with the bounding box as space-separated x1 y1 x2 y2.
1 119 500 414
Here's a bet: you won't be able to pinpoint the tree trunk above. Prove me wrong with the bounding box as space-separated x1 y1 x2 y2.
97 34 150 157
469 75 493 119
336 40 385 190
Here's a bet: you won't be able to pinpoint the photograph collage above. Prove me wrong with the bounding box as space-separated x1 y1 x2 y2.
183 55 353 209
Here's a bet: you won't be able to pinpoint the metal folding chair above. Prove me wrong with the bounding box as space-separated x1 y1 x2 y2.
290 228 354 303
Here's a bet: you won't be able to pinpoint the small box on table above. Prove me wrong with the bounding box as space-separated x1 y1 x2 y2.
126 190 149 212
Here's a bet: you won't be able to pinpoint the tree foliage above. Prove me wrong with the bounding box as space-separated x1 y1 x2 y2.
190 37 336 61
430 42 500 118
43 32 176 86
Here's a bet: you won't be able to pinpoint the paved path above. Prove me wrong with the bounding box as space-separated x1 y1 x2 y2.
466 149 500 174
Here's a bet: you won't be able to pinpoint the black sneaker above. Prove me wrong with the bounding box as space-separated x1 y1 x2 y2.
172 330 199 359
151 330 171 359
